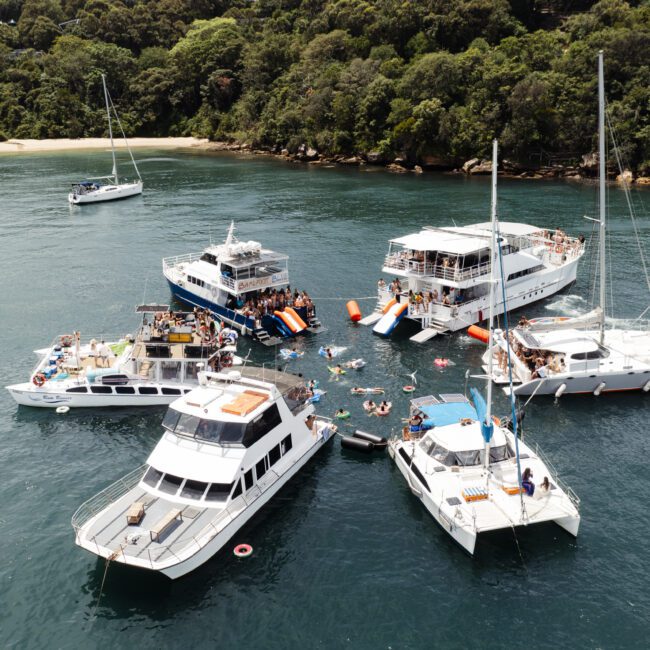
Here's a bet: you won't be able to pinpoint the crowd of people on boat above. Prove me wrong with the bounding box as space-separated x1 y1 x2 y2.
499 329 565 379
537 227 585 258
377 278 466 312
228 287 315 326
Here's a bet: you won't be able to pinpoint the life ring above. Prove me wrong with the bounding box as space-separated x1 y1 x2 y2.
60 334 73 347
56 406 70 414
492 415 501 426
33 373 46 387
555 244 563 254
233 543 253 558
335 411 351 420
434 358 449 368
403 385 415 393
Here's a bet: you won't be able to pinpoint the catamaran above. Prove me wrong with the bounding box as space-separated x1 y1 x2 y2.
163 222 323 344
388 141 580 555
72 367 336 578
481 52 650 397
363 204 585 343
68 74 143 204
6 305 242 408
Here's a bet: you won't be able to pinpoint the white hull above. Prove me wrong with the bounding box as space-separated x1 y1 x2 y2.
69 181 142 204
389 434 580 555
7 383 187 408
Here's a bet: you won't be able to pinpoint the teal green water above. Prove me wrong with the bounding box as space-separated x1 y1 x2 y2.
1 150 649 648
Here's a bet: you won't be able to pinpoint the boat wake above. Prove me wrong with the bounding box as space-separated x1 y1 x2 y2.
544 294 591 317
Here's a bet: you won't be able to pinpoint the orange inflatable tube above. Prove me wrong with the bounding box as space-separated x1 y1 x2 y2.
285 307 308 330
274 310 300 333
467 325 490 343
346 300 361 322
382 298 397 314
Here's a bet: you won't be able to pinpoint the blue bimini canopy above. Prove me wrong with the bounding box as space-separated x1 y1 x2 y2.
420 401 478 428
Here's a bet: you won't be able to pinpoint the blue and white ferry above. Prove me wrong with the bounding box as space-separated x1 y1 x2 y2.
163 223 322 344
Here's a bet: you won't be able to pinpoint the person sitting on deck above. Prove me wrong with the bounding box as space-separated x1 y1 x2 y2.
521 467 535 496
409 412 423 432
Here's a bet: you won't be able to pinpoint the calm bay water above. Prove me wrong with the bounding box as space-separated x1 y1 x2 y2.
0 149 648 648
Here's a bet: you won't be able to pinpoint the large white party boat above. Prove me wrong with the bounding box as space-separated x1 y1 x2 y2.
482 52 650 397
364 222 585 342
163 223 323 344
72 367 336 578
6 305 241 408
388 142 580 554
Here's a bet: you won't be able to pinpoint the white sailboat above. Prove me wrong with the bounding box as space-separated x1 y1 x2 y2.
68 74 143 204
482 51 650 397
388 140 580 555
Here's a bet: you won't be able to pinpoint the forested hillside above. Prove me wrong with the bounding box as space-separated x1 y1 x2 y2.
0 0 649 171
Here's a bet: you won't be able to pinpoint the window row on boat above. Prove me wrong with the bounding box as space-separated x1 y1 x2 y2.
418 436 516 467
66 384 192 396
141 433 293 503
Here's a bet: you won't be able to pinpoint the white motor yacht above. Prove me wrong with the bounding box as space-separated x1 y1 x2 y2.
68 74 143 205
72 367 336 578
389 141 580 555
6 305 242 408
481 52 650 397
364 215 585 342
163 222 324 344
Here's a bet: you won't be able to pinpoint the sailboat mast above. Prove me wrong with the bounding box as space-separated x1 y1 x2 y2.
102 74 118 184
598 50 606 344
484 138 498 469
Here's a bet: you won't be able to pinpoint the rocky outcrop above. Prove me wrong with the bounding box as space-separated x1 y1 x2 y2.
617 170 633 184
462 158 479 173
636 177 650 185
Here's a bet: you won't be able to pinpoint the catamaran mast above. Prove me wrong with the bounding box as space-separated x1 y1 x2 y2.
598 50 606 345
102 74 118 184
484 138 498 470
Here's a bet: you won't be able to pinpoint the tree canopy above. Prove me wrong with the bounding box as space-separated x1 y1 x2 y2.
0 0 648 171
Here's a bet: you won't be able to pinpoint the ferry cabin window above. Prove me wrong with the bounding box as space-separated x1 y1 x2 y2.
205 482 233 502
242 404 282 447
255 458 267 481
115 386 136 394
244 469 254 490
159 473 184 495
143 466 163 488
200 252 218 266
281 434 293 455
181 479 209 500
90 385 112 394
66 386 88 393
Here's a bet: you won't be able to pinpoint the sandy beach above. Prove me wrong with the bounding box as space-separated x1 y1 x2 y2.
0 137 209 154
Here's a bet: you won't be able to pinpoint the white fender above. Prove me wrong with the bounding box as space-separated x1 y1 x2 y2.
554 383 567 398
593 382 606 396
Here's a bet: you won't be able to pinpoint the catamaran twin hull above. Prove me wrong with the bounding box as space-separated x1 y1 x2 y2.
69 181 143 204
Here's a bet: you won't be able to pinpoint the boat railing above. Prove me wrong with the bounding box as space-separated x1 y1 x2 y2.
406 295 485 319
162 252 204 271
531 442 581 508
383 254 491 281
71 464 147 533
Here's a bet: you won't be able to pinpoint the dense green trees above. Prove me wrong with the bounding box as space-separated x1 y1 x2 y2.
0 0 649 171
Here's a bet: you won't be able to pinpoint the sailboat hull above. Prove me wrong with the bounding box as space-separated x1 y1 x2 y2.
69 181 143 204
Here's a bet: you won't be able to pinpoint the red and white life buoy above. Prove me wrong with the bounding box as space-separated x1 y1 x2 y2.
33 373 46 387
60 334 73 347
233 543 253 558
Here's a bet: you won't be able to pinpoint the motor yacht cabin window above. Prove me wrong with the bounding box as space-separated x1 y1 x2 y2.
281 434 293 454
162 387 182 396
115 386 136 394
159 473 184 495
138 386 159 395
162 409 181 431
66 386 88 393
242 403 282 447
232 479 243 499
143 466 163 488
181 479 209 500
90 385 112 394
205 482 234 502
256 457 268 480
244 468 254 490
570 347 610 360
269 444 281 467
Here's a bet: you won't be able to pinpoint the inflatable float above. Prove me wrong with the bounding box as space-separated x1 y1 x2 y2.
308 389 326 403
433 358 455 368
375 402 392 416
363 400 377 412
319 345 346 358
343 358 366 370
328 366 346 375
280 348 304 360
335 410 351 420
350 387 384 395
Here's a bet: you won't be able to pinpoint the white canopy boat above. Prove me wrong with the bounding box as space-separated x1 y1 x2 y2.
481 52 650 397
163 222 324 344
388 141 580 555
68 74 143 204
72 367 336 578
6 305 242 408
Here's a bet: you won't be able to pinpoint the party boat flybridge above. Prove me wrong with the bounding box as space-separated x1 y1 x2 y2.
364 221 585 343
163 222 323 345
72 367 336 579
482 52 650 397
6 305 242 408
388 141 580 555
68 74 143 204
